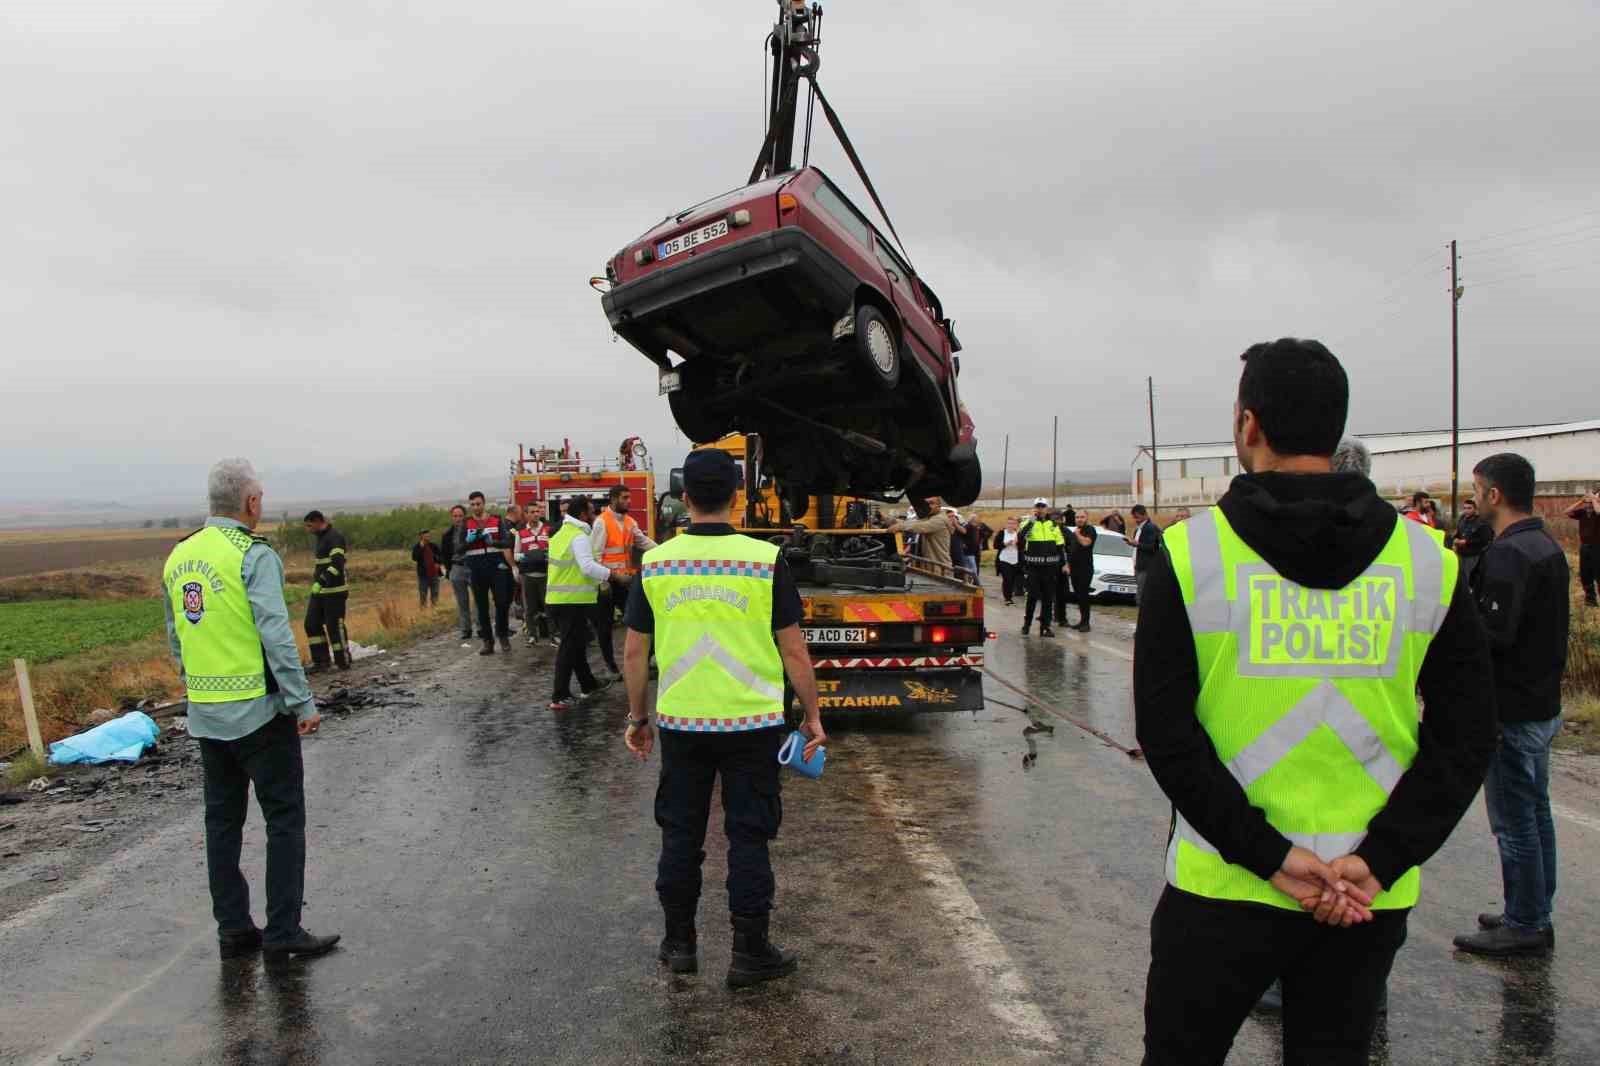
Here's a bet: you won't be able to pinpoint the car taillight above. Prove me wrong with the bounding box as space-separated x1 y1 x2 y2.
730 209 752 228
779 193 798 214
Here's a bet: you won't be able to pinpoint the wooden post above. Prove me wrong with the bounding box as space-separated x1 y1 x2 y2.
14 659 44 760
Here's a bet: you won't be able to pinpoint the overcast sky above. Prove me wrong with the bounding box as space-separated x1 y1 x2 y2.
4 0 1596 506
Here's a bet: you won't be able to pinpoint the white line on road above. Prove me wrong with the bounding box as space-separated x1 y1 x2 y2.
860 757 1062 1051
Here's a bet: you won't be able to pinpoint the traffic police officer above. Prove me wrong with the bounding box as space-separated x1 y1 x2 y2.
164 459 340 962
1135 339 1495 1063
302 510 349 672
1019 497 1066 637
622 448 827 988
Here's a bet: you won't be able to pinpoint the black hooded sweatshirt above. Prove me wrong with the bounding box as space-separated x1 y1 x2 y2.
1134 472 1498 895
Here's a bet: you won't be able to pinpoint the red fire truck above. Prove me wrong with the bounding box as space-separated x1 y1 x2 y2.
510 437 661 541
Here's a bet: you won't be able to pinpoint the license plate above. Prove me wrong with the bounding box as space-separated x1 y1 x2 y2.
658 219 729 262
803 627 869 645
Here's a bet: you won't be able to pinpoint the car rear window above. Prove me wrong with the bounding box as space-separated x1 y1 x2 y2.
812 182 875 251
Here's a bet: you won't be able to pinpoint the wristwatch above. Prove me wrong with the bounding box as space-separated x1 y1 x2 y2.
625 717 650 730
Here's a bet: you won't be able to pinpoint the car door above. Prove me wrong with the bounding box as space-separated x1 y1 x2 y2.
872 237 946 382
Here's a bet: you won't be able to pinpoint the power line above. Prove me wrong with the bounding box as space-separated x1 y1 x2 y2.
1460 208 1600 248
1466 254 1600 290
1460 225 1600 262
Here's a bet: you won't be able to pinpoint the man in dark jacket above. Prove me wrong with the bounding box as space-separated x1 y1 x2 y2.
302 510 350 672
1065 519 1096 632
1126 504 1162 603
1136 338 1496 1064
1453 453 1570 957
1447 497 1493 587
1566 486 1600 606
411 529 442 607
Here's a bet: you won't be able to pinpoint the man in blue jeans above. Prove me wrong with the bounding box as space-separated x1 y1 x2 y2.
1454 453 1570 957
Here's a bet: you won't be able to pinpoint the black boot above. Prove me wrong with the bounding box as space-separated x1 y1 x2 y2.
218 926 263 960
658 913 698 974
727 914 797 989
479 639 496 656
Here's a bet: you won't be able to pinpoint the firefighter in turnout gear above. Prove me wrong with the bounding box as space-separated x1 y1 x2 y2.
622 448 827 989
1135 339 1496 1064
302 510 349 672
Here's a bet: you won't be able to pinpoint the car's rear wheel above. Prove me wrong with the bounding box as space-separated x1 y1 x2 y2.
944 456 983 508
667 386 733 444
853 305 900 391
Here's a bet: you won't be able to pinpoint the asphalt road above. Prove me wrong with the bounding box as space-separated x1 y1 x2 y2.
3 580 1598 1065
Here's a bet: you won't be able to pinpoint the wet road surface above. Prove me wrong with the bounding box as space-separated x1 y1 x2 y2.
3 579 1598 1064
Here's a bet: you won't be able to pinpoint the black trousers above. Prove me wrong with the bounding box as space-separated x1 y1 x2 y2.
1069 564 1093 625
1054 567 1072 622
468 560 512 640
591 583 624 671
1143 886 1407 1066
1022 566 1056 628
1581 544 1598 601
550 603 598 700
998 560 1020 602
656 726 784 919
304 593 348 666
197 714 306 943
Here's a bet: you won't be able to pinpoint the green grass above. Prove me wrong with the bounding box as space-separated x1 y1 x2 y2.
2 749 52 787
0 599 166 664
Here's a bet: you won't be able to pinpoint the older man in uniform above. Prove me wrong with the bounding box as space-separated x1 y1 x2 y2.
622 448 827 988
163 459 340 962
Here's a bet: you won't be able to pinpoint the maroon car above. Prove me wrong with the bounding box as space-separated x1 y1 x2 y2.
600 165 980 507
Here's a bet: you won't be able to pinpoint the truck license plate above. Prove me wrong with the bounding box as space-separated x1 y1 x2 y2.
658 219 729 262
803 627 868 645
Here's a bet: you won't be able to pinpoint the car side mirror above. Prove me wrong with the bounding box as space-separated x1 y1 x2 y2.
669 468 684 497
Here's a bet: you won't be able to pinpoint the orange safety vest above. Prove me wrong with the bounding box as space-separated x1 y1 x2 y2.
598 508 640 576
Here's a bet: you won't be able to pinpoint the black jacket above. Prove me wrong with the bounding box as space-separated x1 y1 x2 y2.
1130 520 1161 572
1449 513 1493 560
1134 472 1497 893
1475 517 1569 723
440 526 465 571
312 526 348 594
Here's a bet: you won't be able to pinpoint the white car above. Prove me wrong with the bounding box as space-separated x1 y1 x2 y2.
1085 526 1139 602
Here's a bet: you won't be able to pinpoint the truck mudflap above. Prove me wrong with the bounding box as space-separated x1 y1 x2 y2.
813 668 983 713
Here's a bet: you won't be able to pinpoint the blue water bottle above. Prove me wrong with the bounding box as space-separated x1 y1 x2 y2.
777 730 825 779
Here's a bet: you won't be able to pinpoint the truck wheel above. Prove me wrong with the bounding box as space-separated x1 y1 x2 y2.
668 387 732 444
854 305 901 390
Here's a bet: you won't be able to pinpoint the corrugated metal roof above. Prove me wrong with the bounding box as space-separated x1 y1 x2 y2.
1132 419 1600 465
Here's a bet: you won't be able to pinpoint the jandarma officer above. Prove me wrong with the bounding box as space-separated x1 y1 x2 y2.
1134 339 1495 1064
621 448 827 988
162 458 340 963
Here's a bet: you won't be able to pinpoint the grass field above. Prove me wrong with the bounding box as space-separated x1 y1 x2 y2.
0 599 167 664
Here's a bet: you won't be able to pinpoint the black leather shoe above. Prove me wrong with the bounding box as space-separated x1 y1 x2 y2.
498 636 512 652
727 914 797 988
263 928 341 962
218 927 263 960
1020 624 1030 635
1074 622 1091 632
1454 925 1550 957
1040 627 1056 638
479 641 496 656
1477 913 1555 947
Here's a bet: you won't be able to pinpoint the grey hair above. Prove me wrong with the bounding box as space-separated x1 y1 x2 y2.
207 458 261 516
1331 436 1372 476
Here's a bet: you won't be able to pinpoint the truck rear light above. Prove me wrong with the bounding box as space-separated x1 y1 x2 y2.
779 193 798 214
634 246 655 266
922 624 981 645
730 209 752 228
923 601 965 618
930 625 948 644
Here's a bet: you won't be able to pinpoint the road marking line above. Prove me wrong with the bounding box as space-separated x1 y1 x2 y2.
1552 801 1600 833
860 758 1061 1050
31 926 208 1066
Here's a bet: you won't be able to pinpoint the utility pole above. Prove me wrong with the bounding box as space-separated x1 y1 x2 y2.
1449 239 1461 525
1051 416 1059 508
1000 434 1010 510
1147 376 1159 513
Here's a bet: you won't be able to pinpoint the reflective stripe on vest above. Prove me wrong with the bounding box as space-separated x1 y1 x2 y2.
162 526 269 704
1162 509 1456 910
599 509 638 575
546 521 598 604
640 533 784 732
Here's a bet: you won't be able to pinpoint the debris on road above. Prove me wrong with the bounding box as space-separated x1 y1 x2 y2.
47 711 161 766
28 777 50 792
347 640 385 661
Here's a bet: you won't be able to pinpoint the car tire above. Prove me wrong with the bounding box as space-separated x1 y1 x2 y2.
667 386 732 444
853 304 901 391
943 456 983 508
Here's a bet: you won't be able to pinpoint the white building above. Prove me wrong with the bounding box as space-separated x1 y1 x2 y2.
1131 419 1600 507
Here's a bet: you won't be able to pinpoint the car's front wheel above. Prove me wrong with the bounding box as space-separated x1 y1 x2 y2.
667 385 733 444
853 304 901 391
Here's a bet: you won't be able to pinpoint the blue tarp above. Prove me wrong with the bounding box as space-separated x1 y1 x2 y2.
48 711 161 766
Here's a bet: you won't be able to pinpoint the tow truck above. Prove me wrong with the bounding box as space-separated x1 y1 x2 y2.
664 434 986 716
